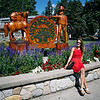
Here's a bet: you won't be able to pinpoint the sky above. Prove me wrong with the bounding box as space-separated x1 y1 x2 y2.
35 0 90 15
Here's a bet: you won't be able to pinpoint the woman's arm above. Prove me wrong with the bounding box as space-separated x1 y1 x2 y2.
64 47 74 69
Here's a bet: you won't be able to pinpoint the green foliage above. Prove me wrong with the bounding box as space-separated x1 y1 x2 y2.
24 0 38 15
53 0 100 38
83 41 100 63
0 46 43 76
41 0 53 16
54 0 86 38
0 41 100 76
0 0 38 18
47 49 71 68
83 0 100 36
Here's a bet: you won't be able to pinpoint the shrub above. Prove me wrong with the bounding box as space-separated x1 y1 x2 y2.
0 45 43 76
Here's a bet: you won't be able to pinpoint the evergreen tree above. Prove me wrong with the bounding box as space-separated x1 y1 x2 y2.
70 0 86 38
66 0 74 36
0 0 22 17
54 1 61 15
0 0 38 18
24 0 38 15
54 0 86 38
41 0 53 16
83 0 100 36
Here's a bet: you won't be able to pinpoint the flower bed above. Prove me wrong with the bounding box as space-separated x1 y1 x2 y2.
0 41 100 76
42 41 100 71
0 45 43 76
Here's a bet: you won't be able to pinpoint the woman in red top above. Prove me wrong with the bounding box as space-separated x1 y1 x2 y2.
64 38 91 95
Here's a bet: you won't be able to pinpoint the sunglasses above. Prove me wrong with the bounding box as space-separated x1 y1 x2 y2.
77 42 81 44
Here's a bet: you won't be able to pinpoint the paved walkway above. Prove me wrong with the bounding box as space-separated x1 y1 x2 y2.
30 79 100 100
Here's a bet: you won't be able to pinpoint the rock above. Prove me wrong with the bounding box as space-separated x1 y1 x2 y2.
44 81 50 86
13 87 22 95
69 75 75 82
0 91 5 100
2 89 13 97
93 72 99 80
21 91 32 100
32 66 44 73
36 83 44 89
20 89 27 96
43 57 48 63
43 81 51 94
32 89 43 97
97 69 100 78
5 95 21 100
85 71 88 77
50 79 57 93
88 69 99 74
20 89 32 100
43 85 51 95
57 78 73 91
86 74 94 82
23 84 36 92
94 57 99 62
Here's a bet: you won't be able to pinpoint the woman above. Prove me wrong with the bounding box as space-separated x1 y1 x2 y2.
64 38 91 95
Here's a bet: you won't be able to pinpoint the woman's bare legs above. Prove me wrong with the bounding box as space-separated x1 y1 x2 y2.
80 68 91 94
80 68 85 95
80 68 85 88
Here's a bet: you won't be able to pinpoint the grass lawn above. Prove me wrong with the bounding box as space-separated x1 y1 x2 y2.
67 39 98 46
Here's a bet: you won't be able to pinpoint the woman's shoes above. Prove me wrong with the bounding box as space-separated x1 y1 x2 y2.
85 88 91 94
80 88 85 95
80 88 91 95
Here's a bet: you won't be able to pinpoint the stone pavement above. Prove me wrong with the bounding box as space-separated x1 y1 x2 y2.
30 79 100 100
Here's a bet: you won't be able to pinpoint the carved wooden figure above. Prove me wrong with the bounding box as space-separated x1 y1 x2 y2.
4 11 29 42
50 6 67 43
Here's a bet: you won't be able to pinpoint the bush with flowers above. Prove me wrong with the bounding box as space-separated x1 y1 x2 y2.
0 40 100 76
42 41 100 71
41 47 72 71
0 44 43 76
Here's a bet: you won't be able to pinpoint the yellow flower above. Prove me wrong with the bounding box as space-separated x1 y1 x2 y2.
5 43 9 47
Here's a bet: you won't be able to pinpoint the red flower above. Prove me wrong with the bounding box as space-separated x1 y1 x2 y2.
54 64 56 66
50 64 52 66
96 55 99 58
43 63 45 66
96 50 98 53
91 54 93 56
46 61 48 64
48 66 53 70
84 60 86 63
17 70 20 74
58 63 60 65
48 59 50 62
48 69 50 71
12 71 20 76
42 66 47 71
12 74 16 76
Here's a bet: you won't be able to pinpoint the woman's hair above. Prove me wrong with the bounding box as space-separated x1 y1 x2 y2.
77 38 85 55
